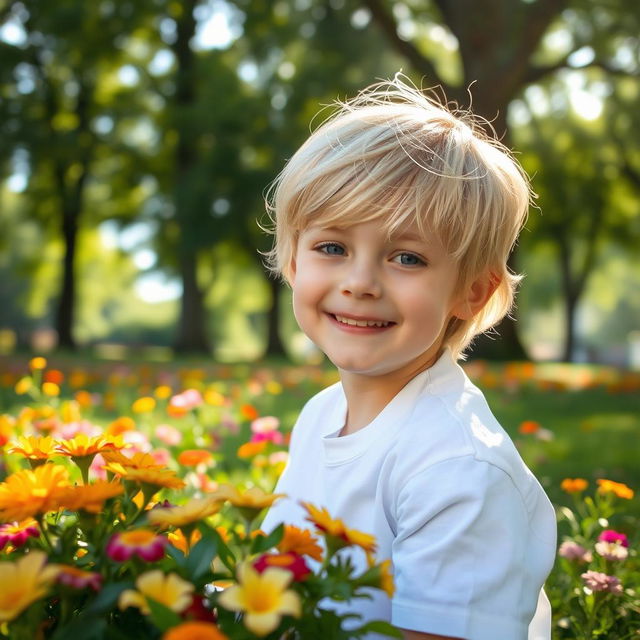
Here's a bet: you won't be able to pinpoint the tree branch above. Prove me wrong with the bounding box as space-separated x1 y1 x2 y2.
360 0 453 94
525 56 639 85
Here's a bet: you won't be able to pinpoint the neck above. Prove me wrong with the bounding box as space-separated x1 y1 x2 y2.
338 351 443 436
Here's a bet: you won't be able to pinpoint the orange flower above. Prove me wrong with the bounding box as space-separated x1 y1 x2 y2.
518 420 541 434
561 478 588 493
0 464 70 521
74 390 93 408
106 416 136 436
302 503 377 554
8 436 57 460
56 433 126 458
237 441 267 459
163 621 228 640
167 528 202 554
240 404 259 421
43 369 64 385
104 465 186 491
177 449 212 467
102 450 163 470
57 481 124 513
597 479 634 500
277 525 323 561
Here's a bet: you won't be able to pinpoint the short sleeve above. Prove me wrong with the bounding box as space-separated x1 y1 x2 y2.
391 456 546 640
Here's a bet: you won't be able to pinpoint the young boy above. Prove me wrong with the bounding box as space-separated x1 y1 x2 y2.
261 76 557 640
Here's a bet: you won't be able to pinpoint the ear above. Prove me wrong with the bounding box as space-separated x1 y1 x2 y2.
451 272 500 320
284 255 297 286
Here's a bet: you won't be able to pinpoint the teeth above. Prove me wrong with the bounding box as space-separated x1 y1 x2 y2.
334 315 390 328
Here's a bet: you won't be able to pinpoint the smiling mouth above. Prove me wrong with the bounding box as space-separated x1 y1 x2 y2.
332 314 394 328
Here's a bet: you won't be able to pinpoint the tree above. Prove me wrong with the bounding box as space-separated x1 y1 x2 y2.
357 0 640 358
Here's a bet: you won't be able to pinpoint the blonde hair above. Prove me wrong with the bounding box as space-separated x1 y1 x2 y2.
265 75 533 358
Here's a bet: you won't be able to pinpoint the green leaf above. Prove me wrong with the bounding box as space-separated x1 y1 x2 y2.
84 581 134 615
50 617 108 640
165 542 187 568
250 523 284 554
199 523 235 573
185 534 218 581
145 597 183 632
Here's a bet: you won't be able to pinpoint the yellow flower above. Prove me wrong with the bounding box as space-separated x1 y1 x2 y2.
29 357 47 370
154 385 173 400
60 400 82 424
42 382 60 397
167 528 202 554
132 397 156 414
104 465 186 491
14 377 32 395
217 563 301 636
57 481 124 514
302 503 377 554
0 550 59 622
597 479 634 500
0 464 70 522
147 497 222 529
163 621 228 640
277 525 323 562
118 570 194 615
378 559 395 597
55 433 126 458
7 436 58 460
209 484 283 511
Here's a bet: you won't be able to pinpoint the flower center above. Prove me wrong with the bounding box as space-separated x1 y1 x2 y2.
120 529 156 545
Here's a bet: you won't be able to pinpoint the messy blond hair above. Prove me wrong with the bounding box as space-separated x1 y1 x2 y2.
265 75 533 358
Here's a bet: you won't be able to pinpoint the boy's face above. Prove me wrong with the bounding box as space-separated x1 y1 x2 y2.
290 220 475 381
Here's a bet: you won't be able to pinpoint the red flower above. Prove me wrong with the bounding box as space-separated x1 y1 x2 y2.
106 529 167 562
182 594 217 622
253 552 311 582
598 529 629 547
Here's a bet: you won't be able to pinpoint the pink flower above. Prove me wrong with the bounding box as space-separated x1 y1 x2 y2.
90 453 108 481
581 570 623 594
253 552 311 582
251 416 280 434
598 529 629 547
106 529 167 562
250 431 284 445
0 520 39 550
150 448 171 466
56 565 102 591
595 541 628 561
155 424 183 446
169 389 203 412
559 541 592 563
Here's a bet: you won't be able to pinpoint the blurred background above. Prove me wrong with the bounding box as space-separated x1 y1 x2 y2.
1 0 639 366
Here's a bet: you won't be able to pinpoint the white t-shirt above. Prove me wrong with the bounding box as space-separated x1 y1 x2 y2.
262 350 557 640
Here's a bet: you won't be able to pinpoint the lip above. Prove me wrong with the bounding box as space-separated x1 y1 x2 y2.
325 312 395 333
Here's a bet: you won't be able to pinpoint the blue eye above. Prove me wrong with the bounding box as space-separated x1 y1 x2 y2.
394 253 424 266
317 243 345 256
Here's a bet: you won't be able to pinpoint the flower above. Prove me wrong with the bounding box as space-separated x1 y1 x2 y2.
147 497 222 529
581 570 623 594
0 519 39 550
55 565 102 590
0 551 59 622
106 416 136 436
237 441 268 459
560 478 588 493
597 479 634 500
42 382 60 397
56 433 125 458
378 559 395 597
29 357 47 370
518 420 541 434
119 570 194 614
169 389 204 414
155 424 183 446
167 528 202 554
303 503 377 554
132 396 156 413
163 621 228 640
558 541 592 563
102 449 164 470
239 404 259 421
253 553 311 582
177 449 213 466
7 435 58 461
0 464 70 522
57 481 124 514
251 416 280 434
277 525 323 561
104 464 186 490
208 485 283 522
598 529 629 546
595 529 630 561
14 377 32 395
217 562 301 636
106 529 167 562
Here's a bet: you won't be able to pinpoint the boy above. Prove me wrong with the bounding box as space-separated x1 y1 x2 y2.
261 76 557 640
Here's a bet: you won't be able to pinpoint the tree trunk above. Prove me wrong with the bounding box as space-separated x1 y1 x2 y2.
54 211 79 350
264 275 286 357
172 0 210 354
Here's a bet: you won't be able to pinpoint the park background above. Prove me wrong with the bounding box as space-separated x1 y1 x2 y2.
0 2 640 637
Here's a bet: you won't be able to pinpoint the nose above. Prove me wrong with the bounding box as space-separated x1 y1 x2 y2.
340 261 382 299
